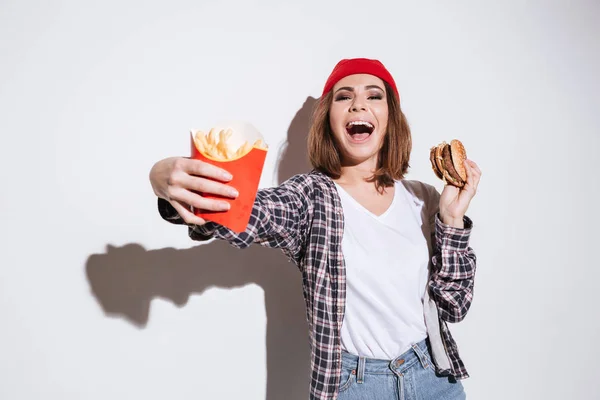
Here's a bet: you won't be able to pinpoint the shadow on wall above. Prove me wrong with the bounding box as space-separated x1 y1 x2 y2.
86 96 319 400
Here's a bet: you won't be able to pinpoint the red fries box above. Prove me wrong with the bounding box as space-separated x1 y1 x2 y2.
190 121 268 233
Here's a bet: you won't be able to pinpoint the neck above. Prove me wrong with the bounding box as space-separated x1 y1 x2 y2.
337 158 378 186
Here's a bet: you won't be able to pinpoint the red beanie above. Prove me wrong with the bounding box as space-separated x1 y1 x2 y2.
321 58 399 100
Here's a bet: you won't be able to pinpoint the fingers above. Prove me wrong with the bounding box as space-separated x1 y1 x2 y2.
160 158 239 227
467 160 481 185
177 158 233 182
463 159 481 194
170 199 207 226
166 158 238 201
165 175 237 207
181 175 239 199
169 186 231 213
466 159 481 176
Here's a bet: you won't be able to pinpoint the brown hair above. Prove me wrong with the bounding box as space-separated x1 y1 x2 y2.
307 82 412 192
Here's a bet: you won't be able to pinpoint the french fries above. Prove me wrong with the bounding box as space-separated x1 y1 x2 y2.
193 128 268 161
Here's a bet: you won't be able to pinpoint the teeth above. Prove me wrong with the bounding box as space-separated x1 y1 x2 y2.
347 121 374 128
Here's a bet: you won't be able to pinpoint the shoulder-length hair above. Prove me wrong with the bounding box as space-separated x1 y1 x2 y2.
307 82 412 192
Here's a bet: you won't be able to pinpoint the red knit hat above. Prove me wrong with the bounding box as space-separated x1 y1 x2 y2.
321 58 399 99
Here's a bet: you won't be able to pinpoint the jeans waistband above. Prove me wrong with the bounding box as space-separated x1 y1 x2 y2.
341 338 431 377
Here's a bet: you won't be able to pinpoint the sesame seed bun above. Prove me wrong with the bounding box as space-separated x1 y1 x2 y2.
430 146 444 180
450 139 467 182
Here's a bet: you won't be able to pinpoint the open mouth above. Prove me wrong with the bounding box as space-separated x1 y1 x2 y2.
345 121 374 142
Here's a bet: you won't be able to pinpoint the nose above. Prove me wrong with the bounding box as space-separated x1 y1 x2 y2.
349 97 367 112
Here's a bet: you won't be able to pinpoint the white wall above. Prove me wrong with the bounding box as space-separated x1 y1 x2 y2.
1 0 599 399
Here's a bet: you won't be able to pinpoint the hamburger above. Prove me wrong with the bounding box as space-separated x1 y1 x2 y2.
429 139 467 188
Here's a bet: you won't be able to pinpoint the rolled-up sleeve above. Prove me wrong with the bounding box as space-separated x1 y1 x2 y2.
429 214 477 323
157 174 314 266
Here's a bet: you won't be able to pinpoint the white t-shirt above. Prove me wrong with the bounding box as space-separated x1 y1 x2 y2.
335 180 432 359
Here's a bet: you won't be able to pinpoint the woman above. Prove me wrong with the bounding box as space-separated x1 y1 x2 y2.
150 58 481 400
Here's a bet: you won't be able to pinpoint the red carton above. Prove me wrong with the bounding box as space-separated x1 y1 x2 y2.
190 122 268 233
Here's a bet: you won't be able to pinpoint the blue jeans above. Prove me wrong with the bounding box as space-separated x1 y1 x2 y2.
337 339 466 400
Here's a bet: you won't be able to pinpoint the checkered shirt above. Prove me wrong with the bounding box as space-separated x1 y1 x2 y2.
158 170 477 399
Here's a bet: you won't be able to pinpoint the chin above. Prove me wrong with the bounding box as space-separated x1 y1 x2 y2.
341 148 380 166
344 139 382 162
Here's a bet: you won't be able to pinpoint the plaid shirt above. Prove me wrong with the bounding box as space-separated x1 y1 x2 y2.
158 170 477 400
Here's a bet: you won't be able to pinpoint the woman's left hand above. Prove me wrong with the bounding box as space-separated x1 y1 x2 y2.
439 159 482 228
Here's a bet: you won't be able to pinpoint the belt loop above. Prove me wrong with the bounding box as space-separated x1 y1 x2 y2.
357 356 366 384
411 342 429 370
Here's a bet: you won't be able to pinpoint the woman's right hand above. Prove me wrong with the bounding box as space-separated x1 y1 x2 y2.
149 157 239 225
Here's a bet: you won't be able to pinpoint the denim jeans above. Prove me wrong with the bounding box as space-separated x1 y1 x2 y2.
337 339 466 400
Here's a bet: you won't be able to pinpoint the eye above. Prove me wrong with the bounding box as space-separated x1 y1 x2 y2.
368 95 383 100
335 94 352 101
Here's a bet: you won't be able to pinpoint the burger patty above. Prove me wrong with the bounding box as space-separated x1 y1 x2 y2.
441 144 465 186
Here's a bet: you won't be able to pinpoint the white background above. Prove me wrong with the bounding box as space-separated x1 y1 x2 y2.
1 0 599 399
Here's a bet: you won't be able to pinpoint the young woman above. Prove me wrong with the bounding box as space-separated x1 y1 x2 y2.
150 58 481 400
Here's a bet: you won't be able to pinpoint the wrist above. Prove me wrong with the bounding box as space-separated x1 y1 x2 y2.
440 213 465 229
